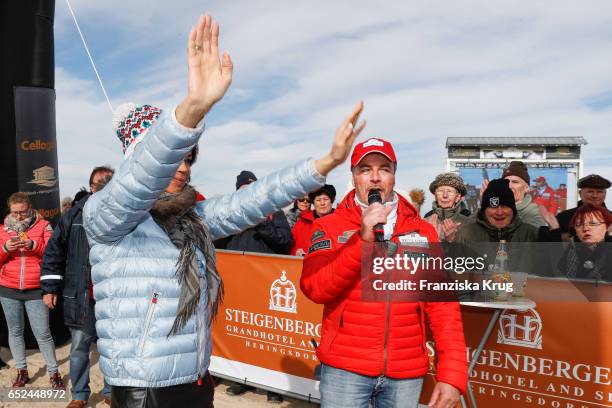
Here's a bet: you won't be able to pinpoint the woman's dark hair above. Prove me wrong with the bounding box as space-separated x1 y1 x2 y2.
184 145 199 166
308 184 336 203
570 204 612 229
292 197 310 210
89 165 115 186
190 145 199 164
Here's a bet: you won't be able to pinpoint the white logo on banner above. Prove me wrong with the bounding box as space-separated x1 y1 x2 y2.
28 165 57 188
269 271 297 314
497 308 542 349
398 232 429 247
363 138 384 148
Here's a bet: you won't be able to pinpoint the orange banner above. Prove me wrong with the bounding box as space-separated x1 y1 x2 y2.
456 279 612 408
210 251 323 399
211 251 612 406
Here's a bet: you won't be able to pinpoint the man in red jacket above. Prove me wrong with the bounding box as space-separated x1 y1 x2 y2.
532 176 558 215
301 138 467 408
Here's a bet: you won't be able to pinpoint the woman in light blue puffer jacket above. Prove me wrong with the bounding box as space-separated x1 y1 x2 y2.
83 14 366 407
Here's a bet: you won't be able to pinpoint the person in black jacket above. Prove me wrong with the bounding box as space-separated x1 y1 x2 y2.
214 170 292 404
215 209 293 254
556 174 611 241
214 170 293 255
40 166 114 408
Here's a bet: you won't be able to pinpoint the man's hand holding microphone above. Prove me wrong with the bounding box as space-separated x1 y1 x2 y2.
360 190 392 243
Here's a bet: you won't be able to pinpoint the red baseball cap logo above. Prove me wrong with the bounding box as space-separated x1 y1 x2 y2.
350 138 397 168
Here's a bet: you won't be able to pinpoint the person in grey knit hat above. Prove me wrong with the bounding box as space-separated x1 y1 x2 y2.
429 173 468 197
424 172 472 241
499 161 546 228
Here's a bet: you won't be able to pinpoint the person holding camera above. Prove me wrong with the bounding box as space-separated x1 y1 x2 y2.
0 193 64 389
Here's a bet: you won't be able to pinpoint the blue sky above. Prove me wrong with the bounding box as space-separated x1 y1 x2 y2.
54 0 612 209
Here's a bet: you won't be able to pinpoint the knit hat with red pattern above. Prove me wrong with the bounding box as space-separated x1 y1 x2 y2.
112 103 162 157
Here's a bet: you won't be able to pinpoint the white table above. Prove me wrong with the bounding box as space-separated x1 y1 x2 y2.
459 298 536 408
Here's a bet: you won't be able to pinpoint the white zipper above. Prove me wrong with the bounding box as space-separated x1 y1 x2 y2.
19 250 25 290
137 292 159 356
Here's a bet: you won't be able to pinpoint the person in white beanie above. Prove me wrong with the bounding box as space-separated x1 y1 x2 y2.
83 14 365 407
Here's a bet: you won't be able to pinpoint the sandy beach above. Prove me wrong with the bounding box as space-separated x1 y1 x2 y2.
0 342 316 408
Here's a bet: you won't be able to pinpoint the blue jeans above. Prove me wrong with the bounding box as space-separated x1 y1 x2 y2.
69 327 111 401
0 297 58 374
319 364 423 408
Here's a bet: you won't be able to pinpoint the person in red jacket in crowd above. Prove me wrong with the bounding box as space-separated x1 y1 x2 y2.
0 193 64 389
290 184 336 256
301 138 467 408
286 195 311 228
555 183 567 212
532 176 558 215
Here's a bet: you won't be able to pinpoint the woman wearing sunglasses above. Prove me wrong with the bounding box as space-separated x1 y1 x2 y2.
286 196 311 228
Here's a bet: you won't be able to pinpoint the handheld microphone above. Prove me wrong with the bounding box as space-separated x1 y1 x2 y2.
367 190 385 242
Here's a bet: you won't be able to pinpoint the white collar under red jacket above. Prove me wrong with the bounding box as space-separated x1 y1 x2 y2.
353 192 399 241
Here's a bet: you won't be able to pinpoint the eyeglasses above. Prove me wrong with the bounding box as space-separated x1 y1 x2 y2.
297 198 309 203
10 211 29 216
435 189 458 197
575 221 604 229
